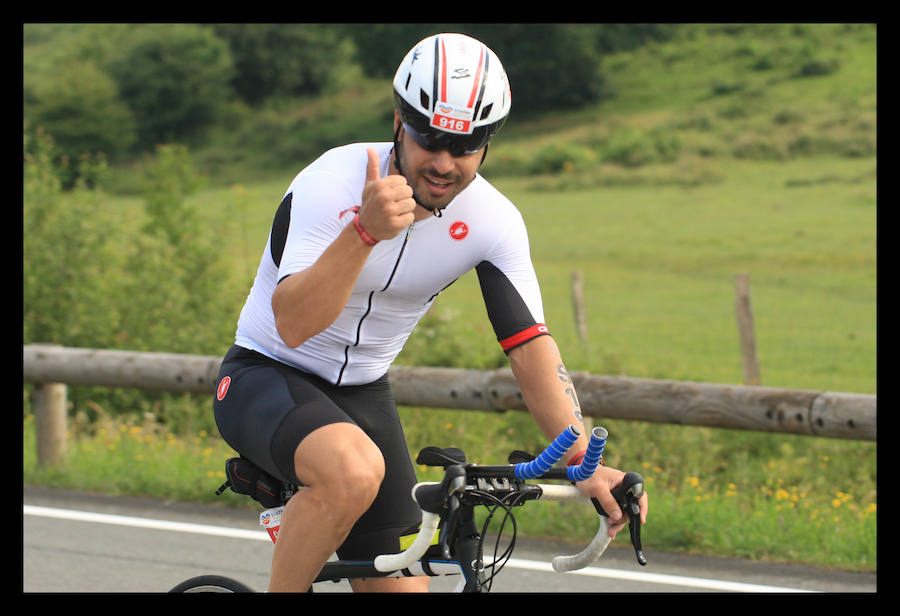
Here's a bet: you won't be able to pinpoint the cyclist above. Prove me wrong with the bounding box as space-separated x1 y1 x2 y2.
214 32 648 593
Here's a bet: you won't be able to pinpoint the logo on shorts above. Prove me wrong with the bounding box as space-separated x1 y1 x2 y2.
449 221 469 240
216 376 231 401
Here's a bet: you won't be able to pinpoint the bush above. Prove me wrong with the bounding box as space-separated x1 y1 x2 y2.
792 57 841 78
789 41 842 79
23 59 137 168
529 142 598 174
480 147 531 178
731 138 787 161
23 129 242 428
397 306 506 370
772 109 805 125
23 127 121 348
709 79 746 97
603 127 682 167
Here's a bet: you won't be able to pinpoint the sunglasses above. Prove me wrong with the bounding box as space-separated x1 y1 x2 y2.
402 122 493 158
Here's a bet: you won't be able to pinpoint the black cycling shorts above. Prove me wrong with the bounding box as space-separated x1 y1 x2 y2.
213 345 422 560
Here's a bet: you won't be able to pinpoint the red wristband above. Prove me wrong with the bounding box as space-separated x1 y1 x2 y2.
567 450 604 467
352 213 378 246
567 450 586 467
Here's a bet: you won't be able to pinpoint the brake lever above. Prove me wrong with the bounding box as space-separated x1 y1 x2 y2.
624 491 647 566
591 471 647 566
439 493 460 560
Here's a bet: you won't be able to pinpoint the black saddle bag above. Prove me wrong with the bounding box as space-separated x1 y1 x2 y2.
217 457 294 508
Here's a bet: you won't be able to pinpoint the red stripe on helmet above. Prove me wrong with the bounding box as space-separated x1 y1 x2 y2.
439 37 448 103
467 46 485 109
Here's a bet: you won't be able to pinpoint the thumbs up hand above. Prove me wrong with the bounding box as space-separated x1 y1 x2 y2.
358 148 416 242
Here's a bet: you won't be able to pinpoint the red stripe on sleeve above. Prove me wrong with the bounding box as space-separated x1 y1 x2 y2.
499 324 550 352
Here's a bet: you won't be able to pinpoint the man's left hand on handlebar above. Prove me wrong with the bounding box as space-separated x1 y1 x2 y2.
576 465 649 538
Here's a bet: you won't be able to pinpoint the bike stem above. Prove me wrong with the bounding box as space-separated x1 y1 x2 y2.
447 502 487 592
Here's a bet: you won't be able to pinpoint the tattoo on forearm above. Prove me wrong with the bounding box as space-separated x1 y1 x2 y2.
557 363 583 422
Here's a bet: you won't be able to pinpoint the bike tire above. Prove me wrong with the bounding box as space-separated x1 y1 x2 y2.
169 575 255 593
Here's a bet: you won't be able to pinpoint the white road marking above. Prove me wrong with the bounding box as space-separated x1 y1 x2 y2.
24 505 817 593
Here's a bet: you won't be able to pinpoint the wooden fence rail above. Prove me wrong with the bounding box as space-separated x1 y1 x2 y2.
23 345 875 466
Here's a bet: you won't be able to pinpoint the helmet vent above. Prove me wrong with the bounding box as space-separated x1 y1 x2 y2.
479 103 493 121
404 73 411 91
419 89 431 111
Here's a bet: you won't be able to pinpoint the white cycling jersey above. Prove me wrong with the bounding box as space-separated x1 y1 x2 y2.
235 142 548 385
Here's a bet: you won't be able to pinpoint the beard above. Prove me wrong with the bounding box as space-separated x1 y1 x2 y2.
412 168 465 211
393 133 476 214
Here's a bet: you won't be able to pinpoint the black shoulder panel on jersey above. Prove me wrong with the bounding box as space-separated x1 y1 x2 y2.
476 260 537 343
270 192 292 268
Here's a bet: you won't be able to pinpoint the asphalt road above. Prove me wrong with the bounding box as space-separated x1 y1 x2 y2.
23 486 876 594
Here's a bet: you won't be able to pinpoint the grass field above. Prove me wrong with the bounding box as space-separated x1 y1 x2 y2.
24 23 876 572
24 150 877 571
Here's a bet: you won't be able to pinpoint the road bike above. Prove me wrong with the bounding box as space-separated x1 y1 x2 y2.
169 424 646 593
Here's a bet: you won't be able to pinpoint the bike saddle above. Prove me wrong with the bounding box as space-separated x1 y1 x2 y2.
416 446 467 468
507 450 536 464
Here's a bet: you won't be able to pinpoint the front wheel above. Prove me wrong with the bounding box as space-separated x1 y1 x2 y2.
169 575 255 593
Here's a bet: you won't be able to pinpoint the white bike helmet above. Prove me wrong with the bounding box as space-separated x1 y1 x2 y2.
393 33 511 157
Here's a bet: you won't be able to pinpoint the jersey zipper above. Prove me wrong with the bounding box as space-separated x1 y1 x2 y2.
379 221 414 292
335 221 415 385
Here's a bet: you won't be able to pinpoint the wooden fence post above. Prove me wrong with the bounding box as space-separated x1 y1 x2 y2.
571 270 593 432
735 273 761 386
33 382 68 466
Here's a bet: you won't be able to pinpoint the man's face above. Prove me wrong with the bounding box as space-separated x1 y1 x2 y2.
391 113 483 212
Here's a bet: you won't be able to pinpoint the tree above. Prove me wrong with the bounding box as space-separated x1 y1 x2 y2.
212 24 357 105
105 24 235 150
465 24 609 113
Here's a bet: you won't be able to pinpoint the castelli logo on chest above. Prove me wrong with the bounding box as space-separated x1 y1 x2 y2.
449 221 469 240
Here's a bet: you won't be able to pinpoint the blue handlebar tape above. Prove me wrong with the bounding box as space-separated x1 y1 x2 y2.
567 426 607 482
514 425 580 479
